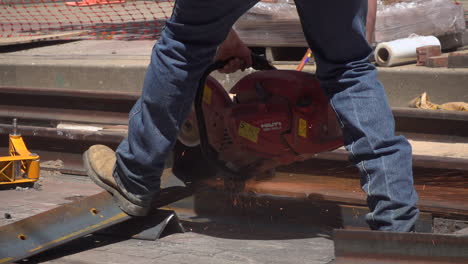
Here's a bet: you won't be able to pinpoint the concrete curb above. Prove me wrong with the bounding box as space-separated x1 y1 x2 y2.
1 54 467 107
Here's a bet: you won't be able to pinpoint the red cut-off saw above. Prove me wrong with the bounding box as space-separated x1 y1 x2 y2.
178 54 343 178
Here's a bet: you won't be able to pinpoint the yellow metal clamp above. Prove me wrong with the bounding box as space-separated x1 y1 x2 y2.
0 119 40 185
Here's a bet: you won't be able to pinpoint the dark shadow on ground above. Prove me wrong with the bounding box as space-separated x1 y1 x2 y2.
0 40 80 53
0 182 35 190
19 209 181 263
189 191 351 240
19 234 128 263
19 205 333 263
180 215 333 241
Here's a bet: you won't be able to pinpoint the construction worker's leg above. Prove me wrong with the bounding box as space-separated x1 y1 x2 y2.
113 0 259 209
294 0 419 232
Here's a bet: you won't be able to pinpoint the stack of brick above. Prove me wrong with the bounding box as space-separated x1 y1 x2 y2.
417 46 468 68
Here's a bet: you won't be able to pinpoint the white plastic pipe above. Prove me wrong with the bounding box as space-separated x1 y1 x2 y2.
374 36 441 67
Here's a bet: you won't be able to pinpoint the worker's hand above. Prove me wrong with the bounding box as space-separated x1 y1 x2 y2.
215 29 252 74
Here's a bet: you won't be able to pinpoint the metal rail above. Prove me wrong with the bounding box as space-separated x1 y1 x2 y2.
314 149 468 172
0 86 467 135
0 86 467 175
2 123 467 177
334 229 468 264
0 86 136 125
393 107 468 138
0 124 127 175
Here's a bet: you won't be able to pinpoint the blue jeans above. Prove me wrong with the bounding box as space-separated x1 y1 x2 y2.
114 0 419 232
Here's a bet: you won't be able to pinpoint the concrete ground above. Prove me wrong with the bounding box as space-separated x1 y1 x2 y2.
0 171 335 264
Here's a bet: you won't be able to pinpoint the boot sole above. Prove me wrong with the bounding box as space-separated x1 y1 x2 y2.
83 150 149 216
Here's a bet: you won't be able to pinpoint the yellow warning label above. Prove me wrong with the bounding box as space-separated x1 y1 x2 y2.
203 85 212 105
238 121 260 143
298 118 307 138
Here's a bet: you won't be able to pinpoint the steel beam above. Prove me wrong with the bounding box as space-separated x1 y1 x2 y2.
0 186 192 263
0 191 127 263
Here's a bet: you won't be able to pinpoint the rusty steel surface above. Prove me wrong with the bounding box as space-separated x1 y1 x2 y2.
285 160 468 217
334 229 468 264
200 159 468 218
313 149 468 172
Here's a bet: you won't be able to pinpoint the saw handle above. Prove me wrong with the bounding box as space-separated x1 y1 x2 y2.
212 53 276 72
250 53 277 71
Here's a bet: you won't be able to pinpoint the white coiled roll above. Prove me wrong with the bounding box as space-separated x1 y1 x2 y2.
374 36 441 67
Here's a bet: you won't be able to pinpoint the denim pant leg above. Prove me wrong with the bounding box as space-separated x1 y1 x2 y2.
294 0 419 231
114 0 259 205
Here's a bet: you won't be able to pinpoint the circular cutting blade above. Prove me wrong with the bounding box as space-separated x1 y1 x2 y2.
178 113 200 147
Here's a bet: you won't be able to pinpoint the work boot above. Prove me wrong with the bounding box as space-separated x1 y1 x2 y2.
83 145 150 216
